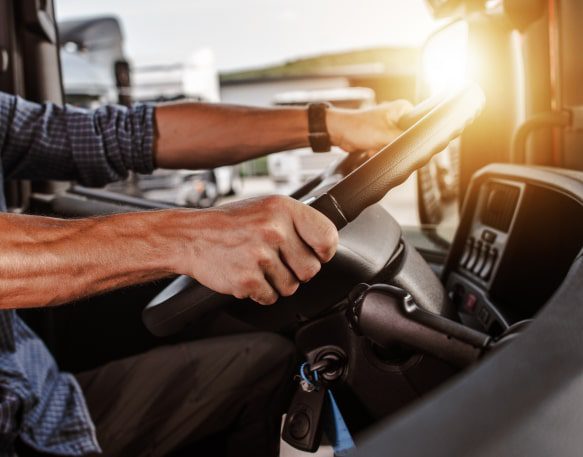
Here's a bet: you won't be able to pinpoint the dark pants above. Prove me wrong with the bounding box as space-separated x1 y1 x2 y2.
19 333 296 457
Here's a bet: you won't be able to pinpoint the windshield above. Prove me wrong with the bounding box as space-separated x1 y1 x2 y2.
56 0 436 71
55 0 452 252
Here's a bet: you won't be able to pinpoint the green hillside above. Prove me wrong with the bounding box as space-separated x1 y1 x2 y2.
220 46 419 83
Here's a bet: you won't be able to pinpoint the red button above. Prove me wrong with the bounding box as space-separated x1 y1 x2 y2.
463 293 478 313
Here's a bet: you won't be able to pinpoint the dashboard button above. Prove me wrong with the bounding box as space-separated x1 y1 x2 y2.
467 240 482 271
476 245 490 277
463 293 478 313
481 229 497 244
460 237 474 267
481 247 498 281
473 242 489 276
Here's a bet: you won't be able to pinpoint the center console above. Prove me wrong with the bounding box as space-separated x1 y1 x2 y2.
443 164 583 335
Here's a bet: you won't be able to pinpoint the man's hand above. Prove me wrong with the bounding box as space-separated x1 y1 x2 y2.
328 100 413 155
174 195 339 305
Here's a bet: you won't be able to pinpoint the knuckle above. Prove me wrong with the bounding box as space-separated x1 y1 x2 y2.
238 276 260 294
324 223 340 246
265 293 279 305
250 245 270 263
255 291 278 306
263 195 288 211
280 280 300 297
315 225 339 261
256 252 274 269
394 99 413 117
308 261 323 278
315 245 334 263
263 195 281 205
259 224 285 246
233 291 248 300
298 261 321 282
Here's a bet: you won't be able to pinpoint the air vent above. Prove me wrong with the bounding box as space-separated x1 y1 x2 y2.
480 182 520 232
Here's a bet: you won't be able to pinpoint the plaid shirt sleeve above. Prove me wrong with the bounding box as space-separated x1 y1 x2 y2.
0 91 155 187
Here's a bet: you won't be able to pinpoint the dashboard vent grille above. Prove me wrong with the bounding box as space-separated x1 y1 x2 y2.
480 182 520 232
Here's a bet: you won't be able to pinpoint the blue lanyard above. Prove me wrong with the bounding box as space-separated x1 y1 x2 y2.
323 389 356 455
299 362 356 455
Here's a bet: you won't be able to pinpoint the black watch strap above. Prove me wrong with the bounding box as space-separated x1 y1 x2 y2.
308 102 332 153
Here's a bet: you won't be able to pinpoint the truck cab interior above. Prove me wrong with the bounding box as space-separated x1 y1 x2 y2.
1 0 582 456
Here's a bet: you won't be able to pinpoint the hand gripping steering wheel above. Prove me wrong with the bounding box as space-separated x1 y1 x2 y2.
143 83 486 337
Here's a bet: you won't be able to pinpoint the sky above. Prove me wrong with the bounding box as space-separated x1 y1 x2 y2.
55 0 438 71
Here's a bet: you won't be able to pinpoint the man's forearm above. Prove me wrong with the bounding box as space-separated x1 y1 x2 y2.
152 100 412 169
0 195 339 309
154 103 312 169
0 212 183 308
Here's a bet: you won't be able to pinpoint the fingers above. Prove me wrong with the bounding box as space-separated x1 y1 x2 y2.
247 278 279 306
257 250 298 296
229 270 278 305
253 198 338 303
259 199 338 302
280 231 323 283
384 99 414 122
291 203 339 263
248 242 319 305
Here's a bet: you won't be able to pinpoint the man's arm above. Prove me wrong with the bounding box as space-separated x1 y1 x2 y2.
0 195 337 309
0 92 408 309
0 91 410 184
154 101 412 169
0 211 172 307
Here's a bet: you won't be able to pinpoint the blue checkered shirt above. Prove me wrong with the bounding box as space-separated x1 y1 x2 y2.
0 92 155 456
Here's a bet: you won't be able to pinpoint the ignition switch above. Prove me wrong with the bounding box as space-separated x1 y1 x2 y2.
310 349 346 382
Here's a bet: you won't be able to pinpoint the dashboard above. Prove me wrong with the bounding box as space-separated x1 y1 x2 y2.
443 164 583 335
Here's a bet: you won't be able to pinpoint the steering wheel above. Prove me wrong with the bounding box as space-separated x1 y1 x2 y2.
143 84 485 337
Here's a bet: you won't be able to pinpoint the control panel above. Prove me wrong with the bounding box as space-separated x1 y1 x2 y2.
458 180 523 286
444 165 583 336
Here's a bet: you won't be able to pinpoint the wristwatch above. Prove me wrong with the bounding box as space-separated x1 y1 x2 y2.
308 102 332 153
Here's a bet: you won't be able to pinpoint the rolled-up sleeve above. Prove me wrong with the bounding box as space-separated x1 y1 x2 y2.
0 92 155 187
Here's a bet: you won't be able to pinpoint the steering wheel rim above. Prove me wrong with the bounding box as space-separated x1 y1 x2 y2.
143 83 486 337
288 91 456 201
307 83 485 228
